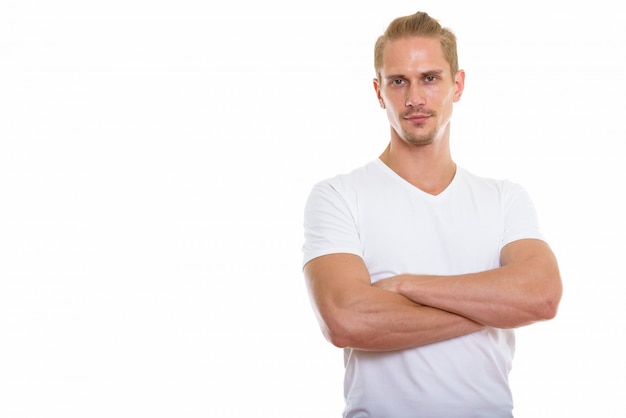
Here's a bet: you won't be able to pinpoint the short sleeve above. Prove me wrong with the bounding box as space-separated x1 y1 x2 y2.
501 182 544 248
302 179 363 269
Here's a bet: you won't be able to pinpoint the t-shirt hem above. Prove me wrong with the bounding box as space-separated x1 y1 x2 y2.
302 248 363 270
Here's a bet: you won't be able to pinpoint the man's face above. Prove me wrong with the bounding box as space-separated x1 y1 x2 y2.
374 36 464 146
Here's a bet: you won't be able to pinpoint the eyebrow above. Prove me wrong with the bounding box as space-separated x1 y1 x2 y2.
384 69 445 80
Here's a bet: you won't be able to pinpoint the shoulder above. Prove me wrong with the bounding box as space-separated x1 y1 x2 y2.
458 166 528 198
308 160 383 198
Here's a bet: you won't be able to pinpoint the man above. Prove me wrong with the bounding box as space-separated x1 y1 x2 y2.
301 11 562 418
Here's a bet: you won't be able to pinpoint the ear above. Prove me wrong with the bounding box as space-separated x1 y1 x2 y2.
373 78 385 109
453 70 465 102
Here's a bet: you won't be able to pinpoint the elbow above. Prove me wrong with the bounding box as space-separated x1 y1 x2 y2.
502 282 562 329
319 310 363 349
534 301 558 322
538 291 561 321
324 328 352 349
541 273 563 320
531 277 563 322
523 260 563 323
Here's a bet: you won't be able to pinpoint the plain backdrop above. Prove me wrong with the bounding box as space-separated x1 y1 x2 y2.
1 1 625 417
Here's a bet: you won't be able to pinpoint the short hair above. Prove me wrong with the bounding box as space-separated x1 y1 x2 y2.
374 11 459 80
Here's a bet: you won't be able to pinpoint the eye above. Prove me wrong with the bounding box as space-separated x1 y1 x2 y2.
424 75 438 83
391 79 406 86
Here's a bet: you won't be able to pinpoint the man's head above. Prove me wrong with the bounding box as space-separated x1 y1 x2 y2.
374 12 458 82
372 12 464 148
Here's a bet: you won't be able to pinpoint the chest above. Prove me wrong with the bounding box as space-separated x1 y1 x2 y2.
355 185 504 280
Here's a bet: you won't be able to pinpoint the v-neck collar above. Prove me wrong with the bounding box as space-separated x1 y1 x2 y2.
374 158 460 199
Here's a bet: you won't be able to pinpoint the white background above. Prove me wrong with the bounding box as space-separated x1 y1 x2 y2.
1 1 625 417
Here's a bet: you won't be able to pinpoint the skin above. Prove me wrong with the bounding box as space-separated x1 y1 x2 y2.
374 36 463 194
303 36 562 351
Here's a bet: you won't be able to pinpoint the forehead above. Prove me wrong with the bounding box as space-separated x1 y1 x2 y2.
380 36 448 76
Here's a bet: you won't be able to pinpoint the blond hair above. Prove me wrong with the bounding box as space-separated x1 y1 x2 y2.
374 11 459 80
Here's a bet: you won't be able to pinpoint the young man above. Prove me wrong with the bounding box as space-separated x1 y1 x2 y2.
301 11 562 418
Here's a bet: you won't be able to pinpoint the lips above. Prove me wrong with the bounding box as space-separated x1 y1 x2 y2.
404 113 431 123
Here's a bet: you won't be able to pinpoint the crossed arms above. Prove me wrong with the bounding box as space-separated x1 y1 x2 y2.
303 238 562 351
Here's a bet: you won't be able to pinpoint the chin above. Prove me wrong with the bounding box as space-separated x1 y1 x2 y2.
402 132 435 147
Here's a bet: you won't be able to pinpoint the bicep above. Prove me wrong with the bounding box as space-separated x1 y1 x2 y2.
500 238 563 319
500 238 558 268
303 253 376 347
304 252 372 312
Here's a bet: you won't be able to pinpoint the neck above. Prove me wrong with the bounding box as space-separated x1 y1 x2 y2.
379 135 456 196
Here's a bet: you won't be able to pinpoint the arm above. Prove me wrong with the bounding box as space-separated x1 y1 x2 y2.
374 239 563 329
303 252 484 351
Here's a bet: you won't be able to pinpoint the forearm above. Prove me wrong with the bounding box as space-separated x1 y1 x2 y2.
304 253 486 352
382 258 561 328
373 240 562 328
314 285 484 351
392 271 532 329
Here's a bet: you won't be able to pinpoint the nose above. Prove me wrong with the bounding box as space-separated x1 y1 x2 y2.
405 84 425 108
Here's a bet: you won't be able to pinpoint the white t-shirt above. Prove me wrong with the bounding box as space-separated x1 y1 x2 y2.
302 159 544 418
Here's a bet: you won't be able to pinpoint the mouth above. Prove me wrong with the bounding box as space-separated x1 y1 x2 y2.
404 113 432 124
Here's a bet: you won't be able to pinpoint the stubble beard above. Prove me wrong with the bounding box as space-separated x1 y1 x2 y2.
399 122 437 147
397 108 440 146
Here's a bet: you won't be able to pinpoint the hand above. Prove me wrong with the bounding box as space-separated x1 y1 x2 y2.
373 274 436 300
372 274 408 294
